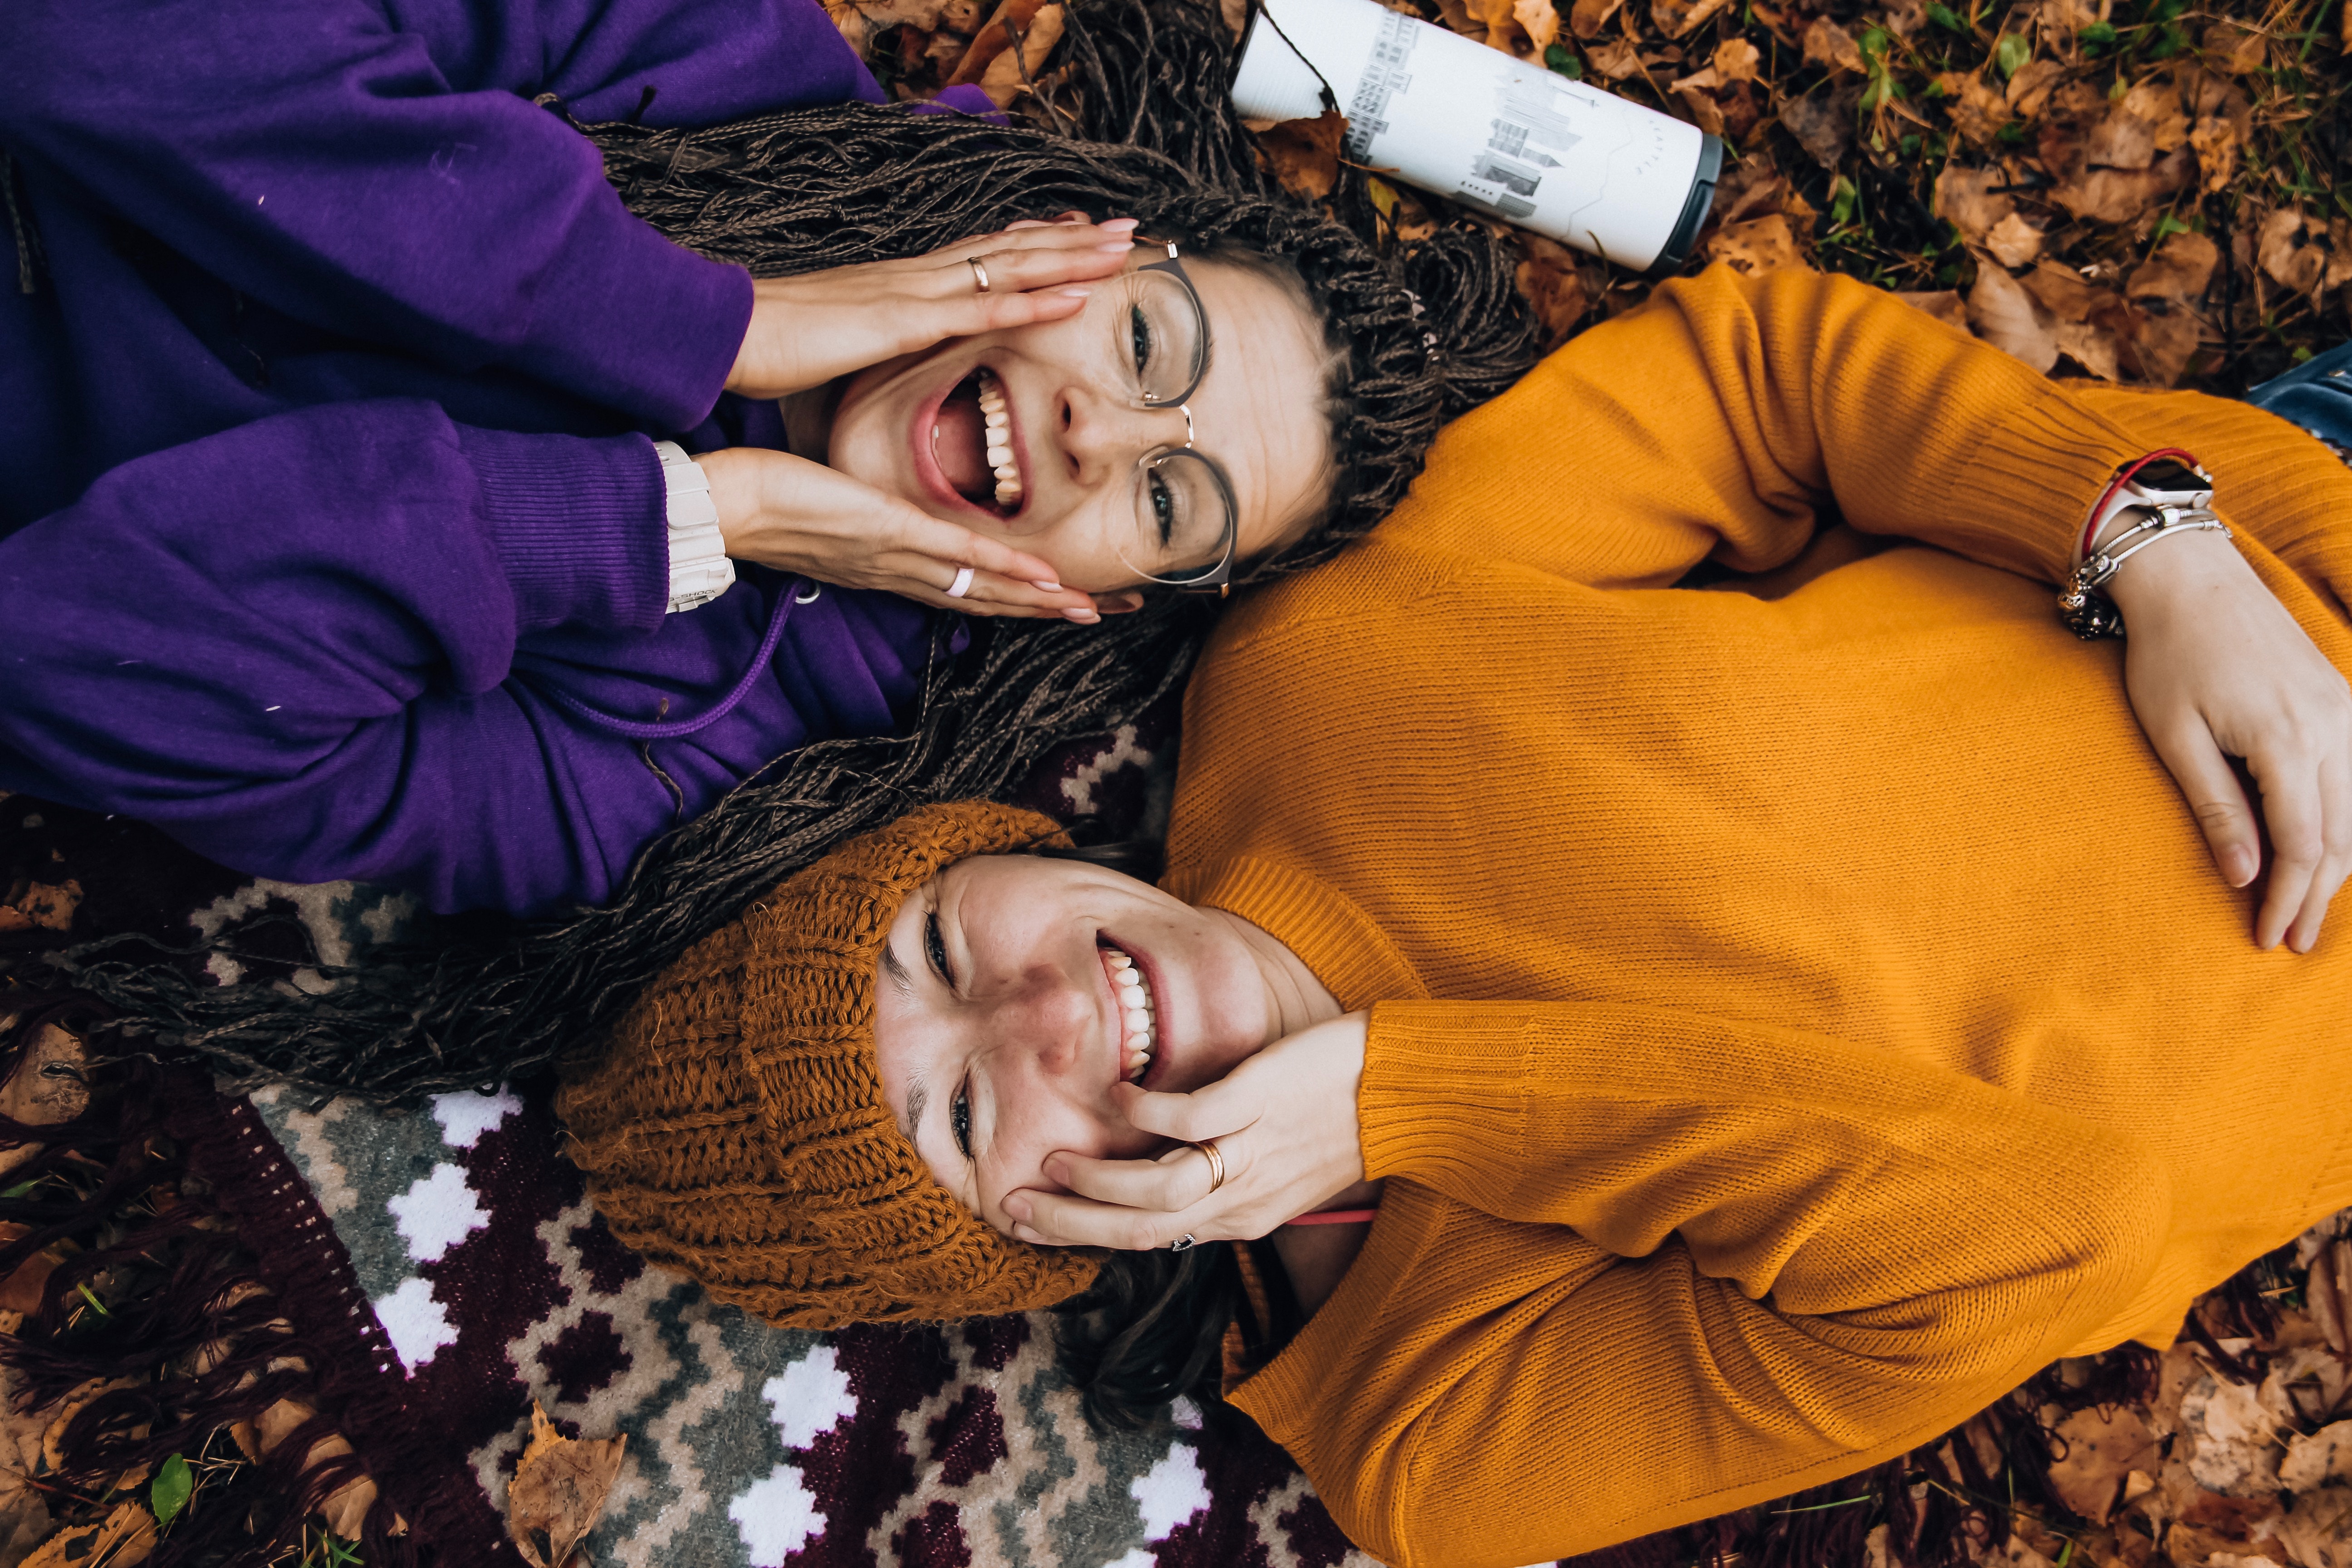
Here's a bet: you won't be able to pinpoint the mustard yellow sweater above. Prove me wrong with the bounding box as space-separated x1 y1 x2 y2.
1161 265 2352 1568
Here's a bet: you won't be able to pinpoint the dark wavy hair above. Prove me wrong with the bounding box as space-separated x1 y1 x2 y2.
23 0 1535 1104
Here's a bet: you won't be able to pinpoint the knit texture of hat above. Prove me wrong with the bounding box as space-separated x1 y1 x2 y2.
555 800 1102 1328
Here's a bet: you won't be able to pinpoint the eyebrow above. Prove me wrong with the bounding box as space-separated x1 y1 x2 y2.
881 942 923 1140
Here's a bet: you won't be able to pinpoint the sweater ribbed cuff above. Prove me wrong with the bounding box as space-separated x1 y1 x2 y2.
1945 394 2153 585
1357 1002 1537 1187
454 427 669 636
506 195 755 434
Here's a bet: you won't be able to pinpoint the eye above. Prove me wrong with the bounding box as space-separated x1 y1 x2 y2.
950 1080 972 1160
1128 301 1156 379
1146 469 1178 547
925 911 954 988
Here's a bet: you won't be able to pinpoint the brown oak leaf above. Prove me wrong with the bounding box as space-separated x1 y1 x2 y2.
1937 73 2013 146
974 2 1063 107
2048 1406 2161 1523
1967 261 2060 372
0 878 80 934
508 1404 628 1568
1255 110 1346 201
2127 229 2219 304
22 1500 154 1568
2259 206 2328 295
1711 37 1760 80
1569 0 1623 38
1933 165 2018 244
1702 214 1808 276
1985 212 2048 267
2051 147 2192 225
1802 15 1864 72
1651 0 1733 40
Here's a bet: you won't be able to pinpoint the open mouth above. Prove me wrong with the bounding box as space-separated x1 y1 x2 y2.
1099 939 1157 1086
930 366 1026 515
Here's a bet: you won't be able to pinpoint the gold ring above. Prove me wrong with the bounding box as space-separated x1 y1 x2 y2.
967 256 991 294
1194 1137 1226 1194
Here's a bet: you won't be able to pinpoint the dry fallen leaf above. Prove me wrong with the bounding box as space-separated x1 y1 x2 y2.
1711 37 1760 81
1703 214 1808 276
1569 0 1622 37
2259 206 2328 295
1516 235 1594 347
2127 229 2219 304
2309 1239 2352 1356
1985 212 2048 267
0 879 80 935
1651 0 1732 40
2048 1406 2161 1523
1968 261 2060 372
1939 72 2013 145
2281 1421 2352 1493
2203 19 2271 74
1933 166 2019 245
508 1404 628 1568
21 1500 153 1568
1255 110 1346 202
1513 0 1560 51
1803 16 1864 72
1585 35 1645 77
1894 289 1970 330
2051 147 2192 225
1779 90 1854 169
947 0 1052 84
0 1024 89 1136
1671 74 1727 135
974 2 1063 108
2004 58 2066 120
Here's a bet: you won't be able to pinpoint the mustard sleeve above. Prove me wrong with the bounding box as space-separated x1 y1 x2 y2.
1228 999 2170 1568
1383 264 2158 589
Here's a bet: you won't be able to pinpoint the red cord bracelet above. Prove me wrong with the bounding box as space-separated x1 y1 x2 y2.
2081 448 2204 559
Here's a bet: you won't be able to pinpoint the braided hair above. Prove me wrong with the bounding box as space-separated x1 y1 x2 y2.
22 0 1536 1102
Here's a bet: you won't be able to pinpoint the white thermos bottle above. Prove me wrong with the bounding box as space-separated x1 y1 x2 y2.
1231 0 1725 274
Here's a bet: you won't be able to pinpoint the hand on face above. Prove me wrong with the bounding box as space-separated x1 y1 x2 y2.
695 446 1104 621
1000 1011 1372 1251
2107 527 2352 951
725 215 1140 402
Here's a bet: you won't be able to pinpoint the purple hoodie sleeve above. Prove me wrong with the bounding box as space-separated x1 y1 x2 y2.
0 402 669 908
0 0 881 430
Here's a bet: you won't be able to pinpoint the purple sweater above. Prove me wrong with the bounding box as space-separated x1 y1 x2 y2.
0 0 970 915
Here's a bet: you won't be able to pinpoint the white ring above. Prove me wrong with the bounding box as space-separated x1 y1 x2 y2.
946 566 975 599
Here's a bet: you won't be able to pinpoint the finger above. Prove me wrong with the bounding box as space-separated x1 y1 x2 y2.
904 565 1102 623
2150 721 2262 890
2287 750 2352 953
885 575 1096 621
943 215 1134 258
879 514 1070 591
1112 1080 1258 1145
2250 741 2327 951
1008 1185 1205 1252
1046 1146 1219 1212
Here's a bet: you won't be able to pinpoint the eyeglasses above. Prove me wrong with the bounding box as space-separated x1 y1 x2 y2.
1116 242 1238 595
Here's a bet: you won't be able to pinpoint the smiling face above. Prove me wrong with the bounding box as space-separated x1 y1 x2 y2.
872 853 1297 1233
823 248 1341 593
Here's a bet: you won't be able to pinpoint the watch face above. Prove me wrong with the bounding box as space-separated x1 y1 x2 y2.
2136 459 2209 493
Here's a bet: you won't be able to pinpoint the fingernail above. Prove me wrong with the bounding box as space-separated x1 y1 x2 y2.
1101 217 1140 230
2224 846 2258 886
1014 1225 1046 1245
1056 287 1093 298
1096 241 1133 253
1029 579 1063 592
1003 1194 1032 1223
1063 608 1101 624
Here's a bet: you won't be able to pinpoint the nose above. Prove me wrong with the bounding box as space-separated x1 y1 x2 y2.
975 964 1097 1082
1054 383 1189 486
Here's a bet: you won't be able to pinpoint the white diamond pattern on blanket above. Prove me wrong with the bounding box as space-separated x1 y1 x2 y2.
373 1275 458 1373
728 1462 825 1566
1132 1442 1212 1539
760 1344 857 1450
387 1161 490 1263
428 1087 522 1149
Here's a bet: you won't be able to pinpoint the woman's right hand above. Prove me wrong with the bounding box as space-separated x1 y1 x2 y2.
724 216 1138 402
697 446 1103 620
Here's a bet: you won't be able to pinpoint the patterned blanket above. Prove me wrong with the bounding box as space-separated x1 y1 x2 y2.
7 710 1382 1568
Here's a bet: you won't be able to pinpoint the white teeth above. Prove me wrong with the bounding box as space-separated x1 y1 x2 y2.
1105 944 1158 1083
975 368 1021 510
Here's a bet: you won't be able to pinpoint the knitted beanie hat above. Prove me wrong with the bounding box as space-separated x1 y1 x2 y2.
555 800 1104 1328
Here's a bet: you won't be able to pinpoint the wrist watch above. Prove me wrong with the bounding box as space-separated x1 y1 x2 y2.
2057 457 2224 640
656 440 736 615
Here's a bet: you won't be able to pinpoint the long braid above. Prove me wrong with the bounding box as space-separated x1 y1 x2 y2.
16 0 1535 1102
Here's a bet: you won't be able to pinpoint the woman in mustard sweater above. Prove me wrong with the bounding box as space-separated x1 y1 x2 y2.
559 265 2352 1568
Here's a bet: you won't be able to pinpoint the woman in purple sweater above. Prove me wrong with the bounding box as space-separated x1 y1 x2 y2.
0 0 1529 915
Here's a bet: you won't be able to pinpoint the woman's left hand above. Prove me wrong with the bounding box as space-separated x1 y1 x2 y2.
2107 527 2352 952
724 215 1137 401
1001 1012 1372 1250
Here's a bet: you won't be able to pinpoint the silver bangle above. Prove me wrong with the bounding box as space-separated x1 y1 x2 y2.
2057 502 2230 640
655 440 735 615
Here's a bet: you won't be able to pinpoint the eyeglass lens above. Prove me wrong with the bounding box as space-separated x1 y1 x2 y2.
1119 270 1209 409
1128 449 1235 586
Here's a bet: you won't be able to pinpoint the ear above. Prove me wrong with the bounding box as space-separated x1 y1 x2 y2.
1093 591 1148 615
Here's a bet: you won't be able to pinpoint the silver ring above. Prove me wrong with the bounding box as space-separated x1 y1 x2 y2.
967 256 991 294
1193 1138 1226 1195
1167 1233 1196 1253
946 566 975 599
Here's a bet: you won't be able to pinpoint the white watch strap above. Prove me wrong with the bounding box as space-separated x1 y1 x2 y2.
655 440 735 614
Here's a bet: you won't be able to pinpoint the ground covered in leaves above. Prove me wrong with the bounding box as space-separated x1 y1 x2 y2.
849 0 2349 389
